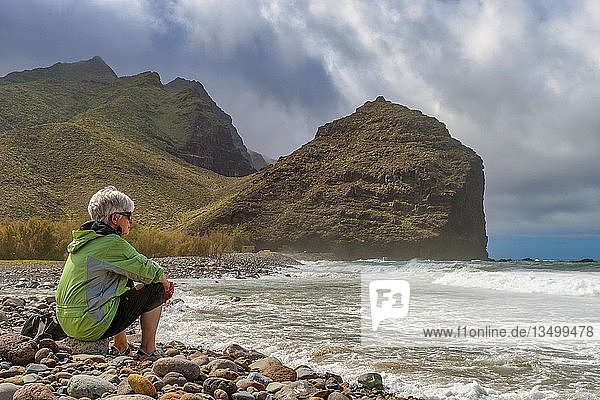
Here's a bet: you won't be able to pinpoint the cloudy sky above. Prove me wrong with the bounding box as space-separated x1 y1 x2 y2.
1 0 599 258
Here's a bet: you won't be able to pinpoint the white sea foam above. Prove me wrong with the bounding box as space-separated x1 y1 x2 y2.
433 268 600 297
158 261 600 400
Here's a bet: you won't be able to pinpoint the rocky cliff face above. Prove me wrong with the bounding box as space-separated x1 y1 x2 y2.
192 97 488 260
165 78 255 176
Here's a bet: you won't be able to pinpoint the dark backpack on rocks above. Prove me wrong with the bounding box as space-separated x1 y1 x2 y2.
21 313 67 341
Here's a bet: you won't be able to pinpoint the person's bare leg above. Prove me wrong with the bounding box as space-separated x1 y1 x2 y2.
140 305 162 354
113 330 128 352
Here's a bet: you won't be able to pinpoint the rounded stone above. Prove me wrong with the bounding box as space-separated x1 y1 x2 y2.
35 347 52 363
128 373 157 397
163 371 187 386
223 344 266 361
22 372 40 383
26 363 50 374
0 382 20 400
248 357 282 372
203 377 238 397
41 357 58 368
191 355 210 367
39 338 60 353
182 394 214 400
153 357 201 381
3 298 25 307
246 372 273 387
261 365 297 382
0 365 25 379
256 391 274 400
357 373 383 390
295 366 318 380
56 371 73 380
161 392 187 400
117 378 134 395
237 379 265 391
12 383 56 400
6 339 37 365
231 391 255 400
165 348 180 357
327 393 349 400
210 368 238 380
266 382 284 393
213 388 229 400
183 382 204 393
206 359 242 373
67 374 116 398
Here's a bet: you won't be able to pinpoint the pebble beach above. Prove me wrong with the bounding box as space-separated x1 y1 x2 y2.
0 254 413 400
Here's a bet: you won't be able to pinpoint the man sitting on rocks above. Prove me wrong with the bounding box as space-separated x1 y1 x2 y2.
56 186 174 357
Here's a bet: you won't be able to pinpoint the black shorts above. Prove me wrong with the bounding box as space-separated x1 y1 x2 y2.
100 282 168 339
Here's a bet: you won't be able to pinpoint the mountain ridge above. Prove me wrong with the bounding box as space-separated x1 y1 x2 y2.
0 56 117 84
0 57 488 259
0 57 258 224
187 96 488 260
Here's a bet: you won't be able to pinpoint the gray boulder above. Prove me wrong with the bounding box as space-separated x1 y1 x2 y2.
67 374 116 398
153 357 201 381
0 382 20 400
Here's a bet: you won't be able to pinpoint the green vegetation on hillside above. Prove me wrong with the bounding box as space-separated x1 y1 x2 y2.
186 97 488 260
0 60 252 225
0 218 251 260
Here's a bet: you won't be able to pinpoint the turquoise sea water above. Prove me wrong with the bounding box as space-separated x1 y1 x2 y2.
160 259 600 400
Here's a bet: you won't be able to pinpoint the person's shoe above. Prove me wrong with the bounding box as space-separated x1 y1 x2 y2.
108 344 133 356
136 348 164 361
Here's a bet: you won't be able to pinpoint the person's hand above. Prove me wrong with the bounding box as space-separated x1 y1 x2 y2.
162 276 174 299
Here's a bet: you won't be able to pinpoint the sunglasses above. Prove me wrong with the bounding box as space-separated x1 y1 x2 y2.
115 211 133 220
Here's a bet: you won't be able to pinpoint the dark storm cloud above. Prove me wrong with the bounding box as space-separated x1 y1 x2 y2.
1 0 599 237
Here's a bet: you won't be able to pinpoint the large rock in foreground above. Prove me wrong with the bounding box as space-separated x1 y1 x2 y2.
192 97 488 260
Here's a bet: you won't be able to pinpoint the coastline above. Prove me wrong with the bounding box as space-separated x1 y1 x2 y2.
0 254 412 400
0 253 300 292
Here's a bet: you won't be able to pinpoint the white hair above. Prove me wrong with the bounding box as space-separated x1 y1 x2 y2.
87 186 135 223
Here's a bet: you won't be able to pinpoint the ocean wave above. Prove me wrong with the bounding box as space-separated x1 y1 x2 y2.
433 269 600 297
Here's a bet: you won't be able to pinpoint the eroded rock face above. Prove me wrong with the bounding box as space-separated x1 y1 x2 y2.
164 77 256 177
194 97 488 260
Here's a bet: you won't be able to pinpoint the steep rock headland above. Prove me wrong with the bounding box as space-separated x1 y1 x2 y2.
190 97 488 260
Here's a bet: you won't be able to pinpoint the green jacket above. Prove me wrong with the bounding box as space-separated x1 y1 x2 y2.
56 221 164 341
